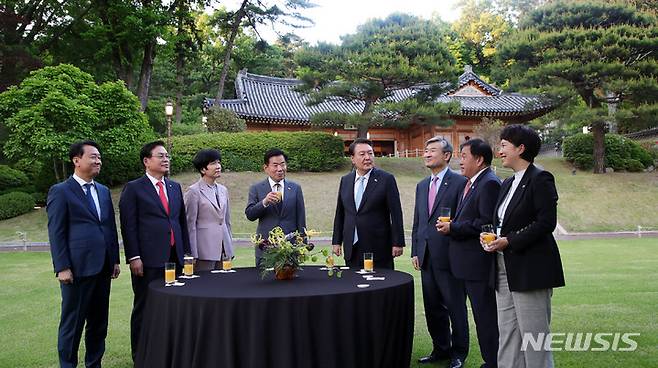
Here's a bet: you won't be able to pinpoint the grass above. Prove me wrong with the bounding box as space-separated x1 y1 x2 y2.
0 156 656 243
0 238 656 367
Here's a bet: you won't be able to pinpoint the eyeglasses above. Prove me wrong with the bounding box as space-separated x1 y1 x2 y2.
152 153 170 160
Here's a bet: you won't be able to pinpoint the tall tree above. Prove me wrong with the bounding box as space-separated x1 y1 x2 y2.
296 14 460 139
213 0 314 101
495 1 658 173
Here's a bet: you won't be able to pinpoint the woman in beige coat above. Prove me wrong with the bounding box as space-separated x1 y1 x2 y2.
184 149 234 271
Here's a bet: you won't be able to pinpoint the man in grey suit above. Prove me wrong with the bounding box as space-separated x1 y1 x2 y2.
245 148 306 266
184 149 233 271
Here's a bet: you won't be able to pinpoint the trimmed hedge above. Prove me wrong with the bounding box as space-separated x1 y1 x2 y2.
563 133 654 171
0 191 34 220
170 132 345 173
0 165 29 190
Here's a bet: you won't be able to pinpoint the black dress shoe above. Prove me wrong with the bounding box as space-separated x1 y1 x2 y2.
417 352 450 364
449 358 464 368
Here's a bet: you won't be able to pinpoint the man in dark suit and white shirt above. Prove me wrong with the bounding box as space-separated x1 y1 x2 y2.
47 140 121 368
412 137 468 366
119 140 191 361
437 138 501 368
332 138 405 269
245 148 306 266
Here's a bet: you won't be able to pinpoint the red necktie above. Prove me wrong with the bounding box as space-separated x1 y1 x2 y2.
462 180 471 199
156 181 175 246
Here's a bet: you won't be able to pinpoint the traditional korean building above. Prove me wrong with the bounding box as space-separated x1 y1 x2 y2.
204 66 554 156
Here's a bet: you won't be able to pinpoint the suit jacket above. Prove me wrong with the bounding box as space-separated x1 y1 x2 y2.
494 164 565 292
47 177 119 277
411 169 467 270
332 168 405 263
245 178 306 258
184 179 234 261
449 167 501 282
119 175 191 267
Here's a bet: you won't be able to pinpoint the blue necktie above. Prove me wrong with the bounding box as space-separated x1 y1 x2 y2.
353 176 365 245
83 183 100 220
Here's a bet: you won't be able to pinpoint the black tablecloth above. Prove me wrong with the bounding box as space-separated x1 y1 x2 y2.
135 266 414 368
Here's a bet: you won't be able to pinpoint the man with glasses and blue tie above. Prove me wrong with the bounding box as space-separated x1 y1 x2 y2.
245 148 306 267
119 140 190 362
332 138 405 269
47 140 121 368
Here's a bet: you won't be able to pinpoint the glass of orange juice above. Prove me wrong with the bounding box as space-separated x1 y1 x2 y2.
222 258 232 271
481 224 497 245
363 252 374 272
165 262 176 284
183 255 194 276
438 207 451 223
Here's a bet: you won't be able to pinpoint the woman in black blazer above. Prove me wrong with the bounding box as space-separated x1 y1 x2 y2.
481 124 565 368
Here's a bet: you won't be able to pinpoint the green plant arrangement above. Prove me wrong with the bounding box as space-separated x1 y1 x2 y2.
251 227 341 280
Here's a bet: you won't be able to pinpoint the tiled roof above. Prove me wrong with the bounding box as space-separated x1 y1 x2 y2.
204 68 553 124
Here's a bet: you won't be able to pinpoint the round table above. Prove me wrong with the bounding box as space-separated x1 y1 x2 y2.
135 266 414 368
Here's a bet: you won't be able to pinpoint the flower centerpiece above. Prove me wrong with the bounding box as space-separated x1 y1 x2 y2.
251 227 339 280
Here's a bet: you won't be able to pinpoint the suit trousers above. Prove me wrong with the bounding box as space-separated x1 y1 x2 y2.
130 246 180 361
496 253 554 368
420 256 468 359
464 279 499 368
196 259 221 271
58 271 111 368
345 242 394 270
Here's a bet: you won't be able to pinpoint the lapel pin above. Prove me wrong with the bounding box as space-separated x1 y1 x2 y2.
374 178 378 182
522 184 526 188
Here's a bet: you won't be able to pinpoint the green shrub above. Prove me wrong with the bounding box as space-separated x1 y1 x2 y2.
563 133 653 171
625 159 645 172
0 192 34 220
170 132 344 173
0 165 29 190
31 192 47 206
205 108 247 132
172 123 207 136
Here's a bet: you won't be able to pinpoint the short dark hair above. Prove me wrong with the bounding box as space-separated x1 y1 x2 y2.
460 138 493 166
140 140 166 167
348 138 373 156
264 148 288 165
192 149 222 175
69 140 100 163
499 124 541 162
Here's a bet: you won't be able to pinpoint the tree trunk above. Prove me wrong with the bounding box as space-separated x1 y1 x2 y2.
136 39 156 112
53 159 61 183
216 0 249 101
591 121 606 174
175 46 184 124
357 101 373 139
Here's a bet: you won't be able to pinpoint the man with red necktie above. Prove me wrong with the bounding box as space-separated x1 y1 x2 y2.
119 140 190 362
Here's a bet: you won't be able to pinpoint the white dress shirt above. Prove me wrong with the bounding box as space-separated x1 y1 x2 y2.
72 174 100 219
146 172 168 201
354 169 372 198
497 168 527 233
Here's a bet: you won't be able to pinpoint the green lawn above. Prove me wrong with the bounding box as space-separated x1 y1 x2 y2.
1 156 656 243
1 238 656 367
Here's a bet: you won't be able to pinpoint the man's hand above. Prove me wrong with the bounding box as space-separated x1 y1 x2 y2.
57 269 74 284
262 192 280 207
436 221 450 234
411 256 420 271
332 244 342 257
483 237 509 253
392 246 403 257
129 259 144 277
111 264 121 279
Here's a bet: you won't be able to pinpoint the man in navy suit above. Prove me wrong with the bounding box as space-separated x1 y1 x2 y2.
437 138 501 368
119 140 190 361
332 138 405 269
47 140 121 368
245 148 306 266
411 137 468 365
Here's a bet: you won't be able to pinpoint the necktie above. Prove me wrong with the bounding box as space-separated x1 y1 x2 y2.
83 183 100 220
353 176 365 245
274 183 282 213
156 181 175 246
462 180 471 199
428 176 439 215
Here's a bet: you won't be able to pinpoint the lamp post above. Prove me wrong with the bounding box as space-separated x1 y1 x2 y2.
165 100 174 152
